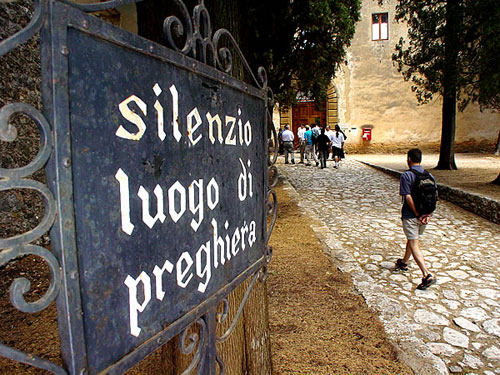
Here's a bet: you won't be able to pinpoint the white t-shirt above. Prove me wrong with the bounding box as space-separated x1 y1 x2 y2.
281 129 294 142
297 127 306 140
329 131 345 148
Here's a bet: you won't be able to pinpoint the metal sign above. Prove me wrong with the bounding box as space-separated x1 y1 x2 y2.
0 0 278 374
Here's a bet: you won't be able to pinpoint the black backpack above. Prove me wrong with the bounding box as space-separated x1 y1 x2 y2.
410 170 438 215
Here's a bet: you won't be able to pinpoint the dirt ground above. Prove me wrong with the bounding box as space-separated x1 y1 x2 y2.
354 153 500 201
266 181 413 375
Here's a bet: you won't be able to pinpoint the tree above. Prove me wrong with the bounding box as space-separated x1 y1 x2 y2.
137 0 360 108
392 1 462 170
392 0 500 170
460 0 500 184
242 0 361 107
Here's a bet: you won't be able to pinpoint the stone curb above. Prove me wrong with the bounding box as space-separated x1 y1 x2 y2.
279 177 449 375
357 160 500 225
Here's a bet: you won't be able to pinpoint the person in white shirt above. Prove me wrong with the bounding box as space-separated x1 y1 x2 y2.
330 124 345 168
297 125 306 163
325 126 335 159
281 125 295 164
312 124 320 156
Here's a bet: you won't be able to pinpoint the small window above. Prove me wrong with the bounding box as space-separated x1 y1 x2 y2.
372 13 388 41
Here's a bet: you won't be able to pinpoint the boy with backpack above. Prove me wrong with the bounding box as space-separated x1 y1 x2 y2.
395 148 438 290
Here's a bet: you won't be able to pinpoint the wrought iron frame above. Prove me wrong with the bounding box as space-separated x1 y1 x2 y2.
0 0 279 373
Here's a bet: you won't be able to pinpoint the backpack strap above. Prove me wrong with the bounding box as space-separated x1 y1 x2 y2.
409 168 425 177
409 168 434 181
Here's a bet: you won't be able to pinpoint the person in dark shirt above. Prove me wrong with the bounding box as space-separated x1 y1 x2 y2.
395 148 436 290
316 127 331 169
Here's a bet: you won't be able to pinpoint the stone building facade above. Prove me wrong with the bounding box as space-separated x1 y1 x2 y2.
280 0 499 152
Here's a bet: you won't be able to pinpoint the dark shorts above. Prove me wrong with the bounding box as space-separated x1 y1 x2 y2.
331 146 344 158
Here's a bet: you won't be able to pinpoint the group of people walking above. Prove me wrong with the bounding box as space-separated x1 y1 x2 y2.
279 124 346 169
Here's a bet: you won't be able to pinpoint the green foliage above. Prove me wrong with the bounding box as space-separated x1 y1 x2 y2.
137 0 360 107
464 0 500 110
242 0 360 107
392 0 500 111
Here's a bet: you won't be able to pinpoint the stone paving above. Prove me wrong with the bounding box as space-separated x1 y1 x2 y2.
278 156 500 375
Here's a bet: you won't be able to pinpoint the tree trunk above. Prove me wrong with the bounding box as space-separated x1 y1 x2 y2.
437 88 458 169
436 0 460 170
493 173 500 185
494 130 500 156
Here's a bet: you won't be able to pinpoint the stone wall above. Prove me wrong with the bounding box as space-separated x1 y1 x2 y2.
359 162 500 225
334 0 499 150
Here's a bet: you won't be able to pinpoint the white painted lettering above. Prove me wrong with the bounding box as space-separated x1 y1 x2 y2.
169 84 182 142
177 252 194 288
248 221 256 247
206 112 223 144
238 158 247 201
189 179 204 232
168 181 186 223
211 218 224 268
116 95 147 141
240 222 248 251
153 259 174 301
124 272 151 337
207 178 219 210
224 115 237 145
187 107 202 146
247 159 253 198
153 84 166 141
244 120 252 146
196 241 211 293
138 185 166 229
238 108 244 145
224 220 231 262
115 168 134 235
231 228 240 256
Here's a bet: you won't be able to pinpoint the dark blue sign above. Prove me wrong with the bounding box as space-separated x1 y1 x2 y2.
45 6 268 374
0 0 276 373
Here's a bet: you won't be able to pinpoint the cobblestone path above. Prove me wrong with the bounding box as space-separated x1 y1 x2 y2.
279 158 500 375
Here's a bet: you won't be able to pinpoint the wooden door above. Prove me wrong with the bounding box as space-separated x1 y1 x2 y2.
292 102 326 146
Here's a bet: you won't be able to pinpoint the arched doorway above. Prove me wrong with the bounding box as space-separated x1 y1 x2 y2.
292 100 326 142
279 83 339 146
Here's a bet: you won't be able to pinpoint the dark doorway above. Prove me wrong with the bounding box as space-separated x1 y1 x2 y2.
292 101 326 146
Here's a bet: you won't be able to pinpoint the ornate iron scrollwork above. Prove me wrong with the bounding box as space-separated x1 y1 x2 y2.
1 1 64 371
0 104 64 372
179 318 207 375
163 1 269 88
0 0 48 57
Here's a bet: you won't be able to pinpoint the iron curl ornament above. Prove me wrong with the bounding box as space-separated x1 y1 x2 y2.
0 102 64 374
0 0 278 373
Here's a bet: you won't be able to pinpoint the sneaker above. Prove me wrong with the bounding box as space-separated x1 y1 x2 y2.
316 162 319 167
417 274 436 290
285 161 289 164
291 160 295 164
395 259 409 271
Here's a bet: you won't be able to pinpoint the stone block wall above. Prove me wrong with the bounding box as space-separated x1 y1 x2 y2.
359 162 500 225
